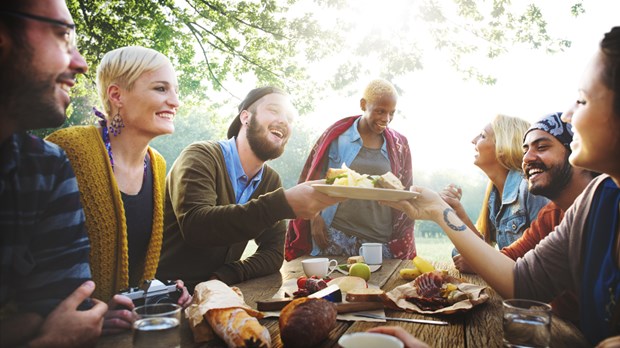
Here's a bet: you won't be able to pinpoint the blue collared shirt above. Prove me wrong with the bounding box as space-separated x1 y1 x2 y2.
218 138 264 204
311 118 390 255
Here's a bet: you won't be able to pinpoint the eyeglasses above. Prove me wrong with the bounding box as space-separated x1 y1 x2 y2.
0 10 77 53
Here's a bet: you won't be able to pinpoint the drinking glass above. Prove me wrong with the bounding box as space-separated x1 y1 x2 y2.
132 303 181 348
502 299 551 348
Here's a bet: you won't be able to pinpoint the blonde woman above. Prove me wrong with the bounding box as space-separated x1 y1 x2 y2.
443 115 549 273
47 46 191 335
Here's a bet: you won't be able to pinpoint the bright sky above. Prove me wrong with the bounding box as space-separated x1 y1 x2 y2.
298 1 619 178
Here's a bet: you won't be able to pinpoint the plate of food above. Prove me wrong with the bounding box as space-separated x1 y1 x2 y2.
312 184 419 201
312 165 419 202
385 270 489 314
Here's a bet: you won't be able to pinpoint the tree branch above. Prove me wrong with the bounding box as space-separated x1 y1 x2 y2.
189 0 289 40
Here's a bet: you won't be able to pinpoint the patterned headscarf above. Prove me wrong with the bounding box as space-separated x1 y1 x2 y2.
524 112 573 148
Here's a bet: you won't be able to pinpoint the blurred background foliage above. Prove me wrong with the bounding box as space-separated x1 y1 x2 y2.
31 0 583 235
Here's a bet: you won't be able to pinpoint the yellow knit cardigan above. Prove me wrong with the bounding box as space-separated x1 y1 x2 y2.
46 126 165 301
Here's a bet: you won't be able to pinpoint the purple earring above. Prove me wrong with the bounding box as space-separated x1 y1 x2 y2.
109 111 125 136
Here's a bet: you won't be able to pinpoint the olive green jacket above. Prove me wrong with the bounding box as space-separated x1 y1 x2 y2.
157 141 294 291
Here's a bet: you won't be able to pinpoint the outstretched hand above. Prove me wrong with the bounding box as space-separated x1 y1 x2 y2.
285 180 345 219
439 183 463 209
380 186 448 222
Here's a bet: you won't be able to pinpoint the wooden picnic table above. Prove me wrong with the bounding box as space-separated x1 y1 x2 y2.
96 256 589 347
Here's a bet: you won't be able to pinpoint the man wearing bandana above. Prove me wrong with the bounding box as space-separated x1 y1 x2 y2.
157 87 342 292
452 112 596 322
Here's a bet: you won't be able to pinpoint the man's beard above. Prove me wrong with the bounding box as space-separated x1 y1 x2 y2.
246 116 287 162
0 45 67 131
529 155 573 200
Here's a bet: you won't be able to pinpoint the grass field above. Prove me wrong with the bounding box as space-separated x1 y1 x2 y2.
414 236 455 263
241 235 455 263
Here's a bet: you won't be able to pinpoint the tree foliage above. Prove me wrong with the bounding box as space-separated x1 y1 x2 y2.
66 0 580 104
43 0 582 214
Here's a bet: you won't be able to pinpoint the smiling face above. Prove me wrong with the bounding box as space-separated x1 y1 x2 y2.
562 50 620 176
471 123 497 169
113 62 179 138
360 93 397 134
244 93 296 161
0 0 88 134
522 129 573 200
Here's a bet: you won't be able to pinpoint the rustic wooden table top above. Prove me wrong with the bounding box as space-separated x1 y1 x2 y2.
96 257 589 347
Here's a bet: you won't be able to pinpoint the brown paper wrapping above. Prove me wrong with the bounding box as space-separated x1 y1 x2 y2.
385 280 489 314
185 280 263 343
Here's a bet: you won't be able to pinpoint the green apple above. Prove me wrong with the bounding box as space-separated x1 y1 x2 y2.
349 262 371 281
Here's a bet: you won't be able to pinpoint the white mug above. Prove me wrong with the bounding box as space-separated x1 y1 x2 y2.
338 332 404 348
301 258 338 278
359 243 382 265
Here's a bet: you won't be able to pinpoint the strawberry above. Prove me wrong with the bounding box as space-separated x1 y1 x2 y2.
296 276 308 289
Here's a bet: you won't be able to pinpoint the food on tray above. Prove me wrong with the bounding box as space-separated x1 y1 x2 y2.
345 288 386 303
279 298 337 348
326 276 367 294
405 271 468 311
413 256 436 273
375 171 405 190
399 267 422 281
325 164 404 190
293 276 328 298
206 308 271 348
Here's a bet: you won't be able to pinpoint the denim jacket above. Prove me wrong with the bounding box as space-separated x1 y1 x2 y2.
318 118 390 228
489 170 549 248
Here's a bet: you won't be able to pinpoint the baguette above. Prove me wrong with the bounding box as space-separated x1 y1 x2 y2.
205 308 271 348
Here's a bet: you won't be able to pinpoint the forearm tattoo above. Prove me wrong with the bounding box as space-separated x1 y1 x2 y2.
443 208 466 231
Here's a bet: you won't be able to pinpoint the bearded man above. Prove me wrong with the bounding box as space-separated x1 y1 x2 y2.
157 87 342 291
0 0 108 346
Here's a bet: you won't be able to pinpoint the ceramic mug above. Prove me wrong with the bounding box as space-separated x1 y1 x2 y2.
359 243 382 265
301 258 338 278
338 332 404 348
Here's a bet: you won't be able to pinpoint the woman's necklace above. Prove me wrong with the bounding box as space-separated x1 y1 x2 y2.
95 108 147 177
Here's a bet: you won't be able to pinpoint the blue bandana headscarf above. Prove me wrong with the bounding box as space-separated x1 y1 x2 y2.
524 112 573 148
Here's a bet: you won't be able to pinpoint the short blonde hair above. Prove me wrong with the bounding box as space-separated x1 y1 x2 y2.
96 46 171 116
491 114 530 171
362 78 398 104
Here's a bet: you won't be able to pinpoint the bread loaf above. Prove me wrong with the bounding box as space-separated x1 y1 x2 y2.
375 171 405 190
327 276 367 294
205 307 271 348
347 255 365 264
279 298 337 347
186 280 269 346
345 288 386 302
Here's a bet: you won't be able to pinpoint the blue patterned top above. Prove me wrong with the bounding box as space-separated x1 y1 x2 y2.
0 133 91 316
580 177 620 344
